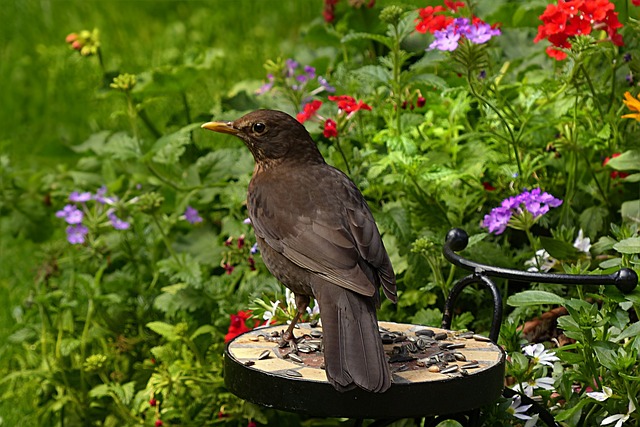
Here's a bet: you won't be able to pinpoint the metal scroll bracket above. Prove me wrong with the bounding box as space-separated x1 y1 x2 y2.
441 228 638 343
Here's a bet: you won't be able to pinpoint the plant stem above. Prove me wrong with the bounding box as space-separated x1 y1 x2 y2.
466 71 523 179
333 134 352 175
151 214 182 266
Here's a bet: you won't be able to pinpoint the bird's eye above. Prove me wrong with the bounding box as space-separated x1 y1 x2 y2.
252 122 267 134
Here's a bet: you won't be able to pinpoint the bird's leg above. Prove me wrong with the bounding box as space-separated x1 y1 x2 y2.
279 294 310 352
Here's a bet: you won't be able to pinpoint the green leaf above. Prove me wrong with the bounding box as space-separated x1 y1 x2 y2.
554 398 589 422
592 341 617 370
621 200 640 224
507 290 566 307
599 258 622 269
146 123 201 164
579 206 608 238
408 73 448 90
146 321 179 341
353 65 391 86
341 32 393 49
623 173 640 182
614 321 640 342
190 325 217 341
605 150 640 171
103 132 141 161
613 237 640 254
89 384 111 399
540 236 580 259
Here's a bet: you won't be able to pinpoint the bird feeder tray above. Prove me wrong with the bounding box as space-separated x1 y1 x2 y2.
224 321 505 419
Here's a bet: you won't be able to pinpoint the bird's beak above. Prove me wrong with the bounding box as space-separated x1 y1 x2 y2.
201 121 239 135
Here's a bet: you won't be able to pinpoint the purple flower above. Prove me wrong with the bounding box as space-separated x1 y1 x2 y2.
296 74 309 84
66 224 89 244
243 217 252 225
256 74 275 95
467 22 501 44
69 191 92 203
429 27 461 51
285 59 298 77
107 210 130 230
452 17 471 36
93 186 115 204
482 206 512 235
250 243 259 255
317 76 336 93
184 206 203 224
481 188 563 235
56 204 84 225
303 65 316 79
624 53 632 62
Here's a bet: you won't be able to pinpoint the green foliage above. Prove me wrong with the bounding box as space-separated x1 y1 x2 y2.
1 0 639 425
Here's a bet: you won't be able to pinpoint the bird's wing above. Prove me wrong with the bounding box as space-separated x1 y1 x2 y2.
248 165 396 300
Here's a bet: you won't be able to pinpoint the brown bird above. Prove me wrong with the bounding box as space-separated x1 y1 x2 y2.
202 110 396 392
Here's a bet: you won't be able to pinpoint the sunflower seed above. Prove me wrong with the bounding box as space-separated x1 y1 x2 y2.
473 334 491 342
310 330 323 339
454 352 467 362
285 369 302 377
243 360 255 366
288 353 304 363
440 365 459 374
462 362 480 369
434 332 448 340
446 342 466 349
415 329 435 337
258 350 271 360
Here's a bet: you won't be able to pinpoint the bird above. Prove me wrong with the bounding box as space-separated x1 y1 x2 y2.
202 109 397 393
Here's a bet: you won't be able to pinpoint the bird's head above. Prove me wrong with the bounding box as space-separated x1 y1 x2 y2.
201 109 323 165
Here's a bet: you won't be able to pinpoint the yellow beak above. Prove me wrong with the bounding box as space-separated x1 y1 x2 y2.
201 121 239 135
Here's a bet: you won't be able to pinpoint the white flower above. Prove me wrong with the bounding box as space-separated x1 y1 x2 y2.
285 288 296 308
524 249 556 272
508 395 532 421
523 343 560 367
601 399 636 427
513 377 555 397
306 298 320 316
524 414 540 427
262 299 281 323
587 386 613 402
573 229 591 254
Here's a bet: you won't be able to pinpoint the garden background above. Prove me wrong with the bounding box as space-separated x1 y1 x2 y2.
1 0 639 426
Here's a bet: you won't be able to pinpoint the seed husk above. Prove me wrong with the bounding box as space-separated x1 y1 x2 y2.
258 350 271 360
454 352 467 362
473 334 491 342
462 362 480 369
310 330 323 339
243 360 255 366
446 342 466 349
288 353 303 363
434 332 448 340
440 365 459 374
415 329 435 337
285 369 302 377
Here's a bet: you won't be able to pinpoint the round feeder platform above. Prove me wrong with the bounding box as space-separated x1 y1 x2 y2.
224 321 505 419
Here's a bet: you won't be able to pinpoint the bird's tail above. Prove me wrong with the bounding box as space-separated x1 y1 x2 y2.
314 285 391 393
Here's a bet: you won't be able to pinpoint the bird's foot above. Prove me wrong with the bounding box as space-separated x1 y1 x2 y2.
278 329 299 352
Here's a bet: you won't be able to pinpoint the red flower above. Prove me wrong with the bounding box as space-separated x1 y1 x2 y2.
247 422 257 427
223 263 234 275
482 182 496 191
444 0 465 12
415 6 452 34
323 0 340 23
603 153 629 179
416 96 426 108
155 421 163 427
65 33 78 44
534 0 624 60
149 398 158 407
633 0 640 5
323 119 338 138
328 95 371 113
296 100 323 123
225 310 255 342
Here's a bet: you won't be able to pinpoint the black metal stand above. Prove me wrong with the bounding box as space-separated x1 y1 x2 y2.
440 228 638 427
